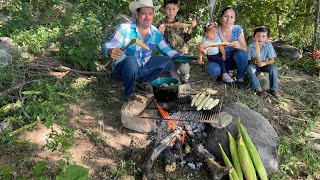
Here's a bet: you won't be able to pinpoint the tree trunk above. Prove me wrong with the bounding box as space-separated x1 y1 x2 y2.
274 1 283 39
312 0 320 49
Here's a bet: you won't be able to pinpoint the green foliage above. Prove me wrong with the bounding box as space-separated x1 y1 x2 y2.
13 26 61 54
45 127 75 163
56 165 89 180
112 160 142 178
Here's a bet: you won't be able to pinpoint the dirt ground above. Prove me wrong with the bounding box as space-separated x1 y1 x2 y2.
0 62 315 179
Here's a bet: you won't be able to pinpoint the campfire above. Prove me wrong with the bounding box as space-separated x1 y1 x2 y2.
139 94 230 179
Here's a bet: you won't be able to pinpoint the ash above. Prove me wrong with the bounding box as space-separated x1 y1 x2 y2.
153 111 207 170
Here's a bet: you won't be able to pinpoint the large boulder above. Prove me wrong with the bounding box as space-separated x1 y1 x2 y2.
0 49 12 65
205 102 279 173
272 40 302 59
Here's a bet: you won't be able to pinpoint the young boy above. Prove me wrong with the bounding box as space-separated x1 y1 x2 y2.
157 0 197 84
246 26 280 97
198 22 234 83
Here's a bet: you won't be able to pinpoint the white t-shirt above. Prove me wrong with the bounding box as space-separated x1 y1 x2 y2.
200 36 222 56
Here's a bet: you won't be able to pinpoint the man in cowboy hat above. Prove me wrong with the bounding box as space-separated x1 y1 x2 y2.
102 0 181 101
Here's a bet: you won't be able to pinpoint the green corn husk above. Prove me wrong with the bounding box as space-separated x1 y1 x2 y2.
228 132 243 180
238 120 268 180
219 143 240 180
238 136 257 180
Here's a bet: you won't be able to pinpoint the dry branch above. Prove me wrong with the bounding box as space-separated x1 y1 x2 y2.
0 79 43 97
25 63 110 76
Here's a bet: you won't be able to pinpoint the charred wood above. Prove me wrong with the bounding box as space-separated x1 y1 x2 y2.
142 128 182 179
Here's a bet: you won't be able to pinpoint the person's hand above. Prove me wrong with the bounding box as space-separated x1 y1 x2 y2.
108 48 124 60
230 41 242 49
199 44 207 54
252 57 259 64
158 24 166 34
257 61 266 67
197 59 203 65
190 19 197 28
222 55 226 61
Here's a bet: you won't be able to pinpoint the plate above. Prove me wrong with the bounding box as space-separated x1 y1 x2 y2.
173 55 198 63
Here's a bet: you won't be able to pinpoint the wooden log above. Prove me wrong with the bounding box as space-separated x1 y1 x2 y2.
183 123 229 180
193 144 229 180
142 127 182 179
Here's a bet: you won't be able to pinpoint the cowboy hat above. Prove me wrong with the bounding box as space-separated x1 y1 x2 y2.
129 0 161 14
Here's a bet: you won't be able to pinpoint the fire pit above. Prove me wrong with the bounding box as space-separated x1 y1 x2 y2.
140 94 228 179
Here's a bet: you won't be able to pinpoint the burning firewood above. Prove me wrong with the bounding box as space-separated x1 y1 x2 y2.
183 124 229 179
142 127 183 179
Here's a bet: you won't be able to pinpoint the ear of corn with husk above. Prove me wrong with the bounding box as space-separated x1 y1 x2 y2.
238 120 268 180
228 132 243 180
219 143 240 180
238 136 257 180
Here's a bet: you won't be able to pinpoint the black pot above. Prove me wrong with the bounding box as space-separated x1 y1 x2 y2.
151 77 179 102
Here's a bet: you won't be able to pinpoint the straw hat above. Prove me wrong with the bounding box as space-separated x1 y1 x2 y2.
129 0 161 14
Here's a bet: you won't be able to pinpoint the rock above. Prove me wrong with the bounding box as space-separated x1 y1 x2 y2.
121 101 156 133
272 40 302 59
216 111 233 128
0 121 10 134
0 37 34 60
0 49 12 65
178 84 192 97
205 102 279 173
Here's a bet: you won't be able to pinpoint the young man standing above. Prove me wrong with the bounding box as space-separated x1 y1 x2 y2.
102 0 180 101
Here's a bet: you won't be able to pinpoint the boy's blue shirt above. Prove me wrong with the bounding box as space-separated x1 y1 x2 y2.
248 42 277 62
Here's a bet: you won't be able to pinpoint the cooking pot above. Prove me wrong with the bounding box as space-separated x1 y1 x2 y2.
151 77 179 102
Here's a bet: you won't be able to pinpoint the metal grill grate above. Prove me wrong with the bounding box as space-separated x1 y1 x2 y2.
139 94 223 125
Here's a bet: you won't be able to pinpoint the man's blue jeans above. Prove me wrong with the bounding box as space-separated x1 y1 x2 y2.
112 56 172 97
246 64 279 91
205 49 248 79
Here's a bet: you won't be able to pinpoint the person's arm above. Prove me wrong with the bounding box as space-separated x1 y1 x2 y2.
257 58 274 67
183 19 197 43
198 49 203 64
229 32 248 51
156 36 180 58
101 24 126 60
218 46 226 61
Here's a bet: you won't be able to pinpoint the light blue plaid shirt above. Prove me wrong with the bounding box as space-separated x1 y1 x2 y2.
102 21 180 68
248 42 277 62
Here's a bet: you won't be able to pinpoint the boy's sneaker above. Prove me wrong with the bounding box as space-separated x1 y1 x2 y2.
222 73 234 83
269 90 280 98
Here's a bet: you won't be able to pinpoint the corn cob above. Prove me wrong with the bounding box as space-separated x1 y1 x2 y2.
195 92 206 107
191 92 201 107
219 143 240 180
207 42 231 47
196 94 210 111
228 132 243 180
238 120 268 180
132 38 150 50
165 23 190 29
203 98 213 110
254 41 260 61
238 136 257 180
207 98 219 110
